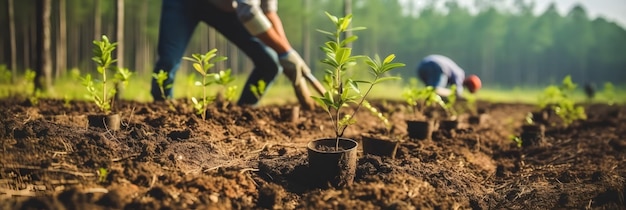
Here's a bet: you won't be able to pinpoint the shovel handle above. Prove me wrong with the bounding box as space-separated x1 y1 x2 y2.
303 72 326 96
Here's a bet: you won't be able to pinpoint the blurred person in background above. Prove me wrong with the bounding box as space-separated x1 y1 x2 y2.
416 54 481 99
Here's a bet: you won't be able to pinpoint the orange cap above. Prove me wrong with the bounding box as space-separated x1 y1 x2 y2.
464 75 481 93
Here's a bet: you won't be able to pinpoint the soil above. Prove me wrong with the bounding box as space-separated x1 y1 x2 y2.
0 98 624 209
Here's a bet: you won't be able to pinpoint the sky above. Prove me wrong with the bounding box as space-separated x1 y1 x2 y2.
534 0 626 27
399 0 626 28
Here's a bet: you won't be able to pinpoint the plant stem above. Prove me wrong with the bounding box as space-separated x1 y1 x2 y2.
102 66 107 114
337 75 379 138
202 71 207 120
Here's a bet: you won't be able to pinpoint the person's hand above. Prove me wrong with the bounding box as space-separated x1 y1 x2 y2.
279 51 314 110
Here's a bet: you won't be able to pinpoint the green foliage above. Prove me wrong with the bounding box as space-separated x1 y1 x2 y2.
363 100 392 136
185 73 197 99
509 135 523 148
63 94 72 108
464 94 478 115
152 69 172 100
312 12 403 141
401 86 445 118
443 85 458 118
114 67 133 89
250 80 267 100
0 65 11 84
98 168 108 183
537 75 586 126
24 69 39 105
602 82 615 105
183 49 231 120
82 35 125 114
525 112 534 125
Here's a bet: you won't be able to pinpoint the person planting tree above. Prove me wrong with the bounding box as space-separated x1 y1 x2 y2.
416 54 482 99
151 0 325 110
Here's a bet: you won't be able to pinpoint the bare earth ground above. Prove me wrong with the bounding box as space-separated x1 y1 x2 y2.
0 98 624 209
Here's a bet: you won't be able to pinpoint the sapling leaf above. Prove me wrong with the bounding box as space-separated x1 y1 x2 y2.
372 77 401 85
341 35 358 47
250 80 266 100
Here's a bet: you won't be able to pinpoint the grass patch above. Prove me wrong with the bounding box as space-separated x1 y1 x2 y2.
1 72 624 106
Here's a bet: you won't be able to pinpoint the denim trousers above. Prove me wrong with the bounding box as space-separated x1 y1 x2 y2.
151 0 281 106
417 61 448 88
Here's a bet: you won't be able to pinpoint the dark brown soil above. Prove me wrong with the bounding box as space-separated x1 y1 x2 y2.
0 98 624 209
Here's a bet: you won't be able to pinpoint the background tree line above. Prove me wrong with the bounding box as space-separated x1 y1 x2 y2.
1 0 624 92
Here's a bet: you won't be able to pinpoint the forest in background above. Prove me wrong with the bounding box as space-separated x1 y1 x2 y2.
0 0 625 92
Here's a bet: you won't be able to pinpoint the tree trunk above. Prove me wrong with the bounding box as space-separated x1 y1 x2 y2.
116 0 124 69
8 0 17 83
135 0 149 74
302 0 311 65
56 0 67 79
94 0 101 40
35 0 52 92
114 0 125 99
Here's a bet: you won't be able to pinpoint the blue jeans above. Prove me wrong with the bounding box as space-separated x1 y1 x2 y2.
417 61 448 88
151 0 281 106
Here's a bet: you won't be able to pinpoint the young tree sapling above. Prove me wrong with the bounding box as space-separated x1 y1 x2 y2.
312 12 404 150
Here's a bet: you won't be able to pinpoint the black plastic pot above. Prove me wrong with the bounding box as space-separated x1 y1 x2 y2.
439 119 459 131
468 114 485 125
532 110 549 124
361 134 399 159
87 113 121 131
521 124 545 147
307 137 358 188
406 120 435 140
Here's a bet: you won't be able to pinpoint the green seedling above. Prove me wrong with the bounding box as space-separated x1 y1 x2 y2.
81 35 121 114
186 73 197 99
0 64 11 84
602 82 615 105
114 67 132 89
212 68 237 103
183 49 229 120
24 69 39 105
63 94 72 108
509 135 522 148
537 75 586 126
443 85 458 119
250 80 267 100
402 85 446 119
152 69 175 110
152 69 172 100
363 100 393 137
98 168 108 183
525 112 534 125
464 94 478 115
313 12 403 149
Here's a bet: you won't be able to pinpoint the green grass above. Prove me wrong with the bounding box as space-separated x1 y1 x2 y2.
1 72 624 106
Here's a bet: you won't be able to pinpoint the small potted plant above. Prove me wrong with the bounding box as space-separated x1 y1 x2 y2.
360 100 400 159
401 86 445 140
439 86 460 131
536 75 587 127
82 35 131 130
309 12 403 188
601 82 620 118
